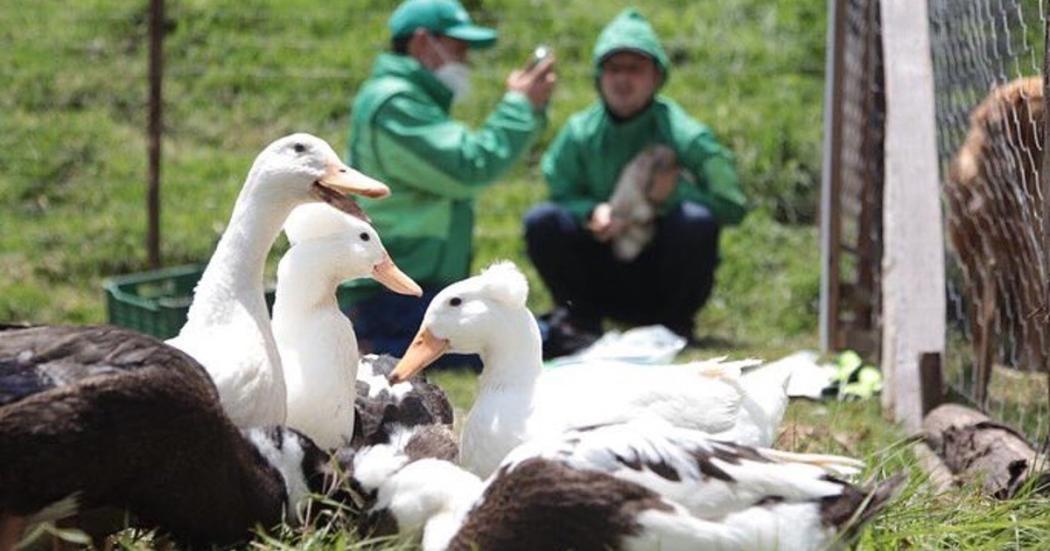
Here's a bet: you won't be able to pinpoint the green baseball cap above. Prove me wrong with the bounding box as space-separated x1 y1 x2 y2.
389 0 498 49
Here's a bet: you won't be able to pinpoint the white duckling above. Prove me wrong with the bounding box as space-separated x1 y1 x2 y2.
351 418 901 551
167 134 389 428
389 261 780 478
271 204 421 450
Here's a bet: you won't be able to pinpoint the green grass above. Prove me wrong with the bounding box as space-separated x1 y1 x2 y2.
6 1 1049 549
0 0 822 351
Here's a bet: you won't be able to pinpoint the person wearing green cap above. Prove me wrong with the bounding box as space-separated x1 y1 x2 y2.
525 8 747 358
344 0 556 365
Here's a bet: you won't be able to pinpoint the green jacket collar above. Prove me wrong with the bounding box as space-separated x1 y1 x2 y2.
370 53 454 111
603 97 659 126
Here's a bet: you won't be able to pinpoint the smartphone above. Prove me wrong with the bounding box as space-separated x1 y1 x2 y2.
526 44 552 70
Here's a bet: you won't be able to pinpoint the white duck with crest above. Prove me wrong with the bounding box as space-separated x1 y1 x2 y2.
167 134 390 429
388 261 785 478
273 204 421 449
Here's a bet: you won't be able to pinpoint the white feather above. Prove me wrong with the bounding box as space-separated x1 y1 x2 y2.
247 429 311 524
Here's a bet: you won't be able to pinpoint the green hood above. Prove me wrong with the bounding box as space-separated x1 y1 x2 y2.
592 8 669 79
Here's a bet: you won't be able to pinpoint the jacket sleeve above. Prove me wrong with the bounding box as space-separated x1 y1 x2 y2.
678 128 748 226
542 125 598 223
371 91 545 200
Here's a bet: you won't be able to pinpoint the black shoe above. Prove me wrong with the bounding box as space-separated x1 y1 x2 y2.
540 308 601 360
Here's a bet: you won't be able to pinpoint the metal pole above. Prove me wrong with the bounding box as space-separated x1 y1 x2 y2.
147 0 164 268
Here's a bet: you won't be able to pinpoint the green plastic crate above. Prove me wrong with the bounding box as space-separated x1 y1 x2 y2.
104 264 209 340
104 264 365 340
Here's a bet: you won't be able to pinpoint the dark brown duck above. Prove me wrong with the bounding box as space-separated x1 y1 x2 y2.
0 325 343 549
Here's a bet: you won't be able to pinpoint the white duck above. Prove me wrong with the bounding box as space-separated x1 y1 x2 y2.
167 134 389 428
351 418 900 551
271 204 421 449
389 261 788 478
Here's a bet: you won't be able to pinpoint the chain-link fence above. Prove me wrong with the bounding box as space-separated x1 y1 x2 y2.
930 0 1049 444
825 0 1050 443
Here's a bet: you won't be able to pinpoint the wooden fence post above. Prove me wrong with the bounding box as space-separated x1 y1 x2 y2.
147 0 164 268
1041 1 1050 378
879 0 946 431
819 0 847 353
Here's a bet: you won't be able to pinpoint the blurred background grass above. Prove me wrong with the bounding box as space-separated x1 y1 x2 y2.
0 0 823 355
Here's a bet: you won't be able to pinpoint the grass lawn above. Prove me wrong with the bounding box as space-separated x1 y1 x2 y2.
0 0 822 349
4 0 1049 549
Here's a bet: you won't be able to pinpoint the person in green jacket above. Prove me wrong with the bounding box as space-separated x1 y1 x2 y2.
345 0 556 363
525 8 747 358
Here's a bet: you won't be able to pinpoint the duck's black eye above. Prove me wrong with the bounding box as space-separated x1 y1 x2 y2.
293 143 306 153
360 232 370 241
449 297 462 307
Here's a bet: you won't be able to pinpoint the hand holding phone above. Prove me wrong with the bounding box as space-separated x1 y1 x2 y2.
508 45 557 109
526 45 553 70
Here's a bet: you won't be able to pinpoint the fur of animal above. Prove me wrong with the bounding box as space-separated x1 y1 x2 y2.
945 76 1050 403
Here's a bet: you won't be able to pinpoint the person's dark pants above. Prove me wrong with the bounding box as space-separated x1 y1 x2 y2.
523 201 720 337
346 288 482 371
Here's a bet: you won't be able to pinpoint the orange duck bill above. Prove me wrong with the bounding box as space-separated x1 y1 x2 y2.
389 328 449 384
311 159 390 222
372 254 422 297
317 159 389 198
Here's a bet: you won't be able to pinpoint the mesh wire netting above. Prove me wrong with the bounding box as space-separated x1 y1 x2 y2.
928 0 1049 444
831 0 1050 442
828 0 885 359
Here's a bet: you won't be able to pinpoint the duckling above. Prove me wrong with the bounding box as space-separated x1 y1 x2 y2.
0 325 346 549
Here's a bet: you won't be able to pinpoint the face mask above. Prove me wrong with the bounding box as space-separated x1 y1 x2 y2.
427 34 472 101
433 62 472 100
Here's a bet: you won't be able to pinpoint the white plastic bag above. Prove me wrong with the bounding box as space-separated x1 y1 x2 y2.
547 325 686 367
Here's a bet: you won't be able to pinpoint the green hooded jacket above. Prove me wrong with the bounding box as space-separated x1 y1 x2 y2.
542 9 747 226
346 53 546 297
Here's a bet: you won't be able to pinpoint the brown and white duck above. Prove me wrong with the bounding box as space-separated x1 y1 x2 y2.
352 353 454 448
350 417 902 551
0 325 347 550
